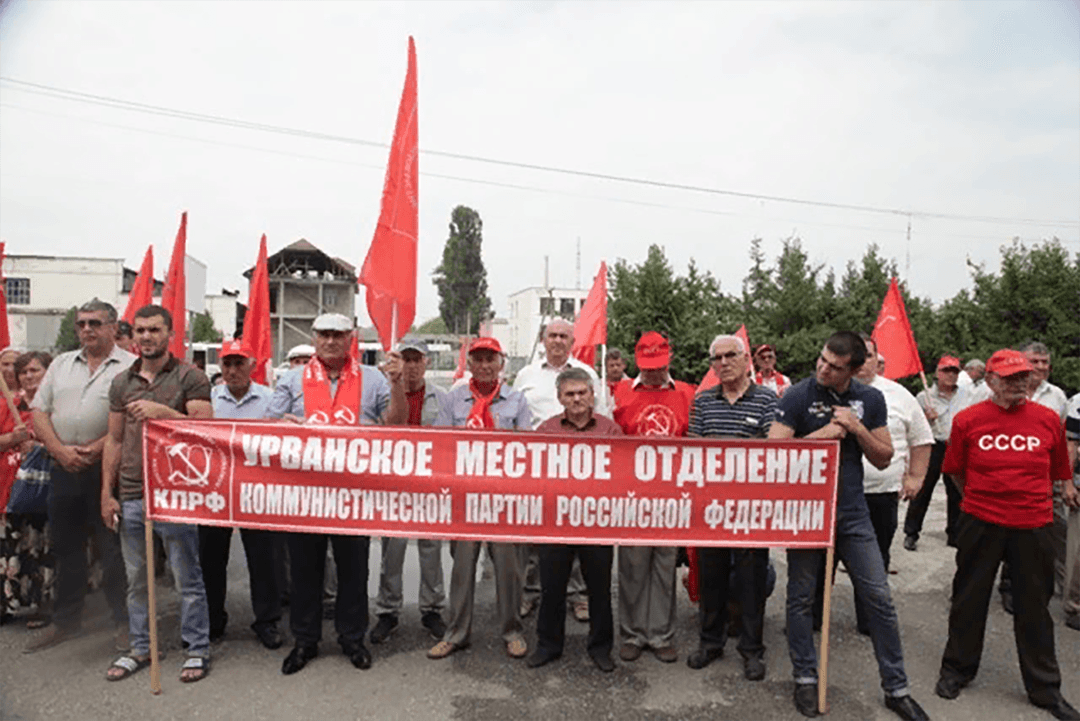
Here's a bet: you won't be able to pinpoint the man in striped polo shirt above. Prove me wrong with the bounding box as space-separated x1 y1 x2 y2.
686 334 777 681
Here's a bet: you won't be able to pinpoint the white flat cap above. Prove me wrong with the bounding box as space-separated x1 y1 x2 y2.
286 344 316 360
312 314 353 332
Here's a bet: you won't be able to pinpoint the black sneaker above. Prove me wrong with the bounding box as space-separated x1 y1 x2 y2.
369 614 399 645
903 535 917 551
421 612 447 641
935 675 964 700
1034 698 1080 721
794 683 818 717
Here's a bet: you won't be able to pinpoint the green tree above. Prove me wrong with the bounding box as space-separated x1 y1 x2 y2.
190 311 223 343
415 316 448 334
432 206 492 335
54 306 80 352
608 244 736 383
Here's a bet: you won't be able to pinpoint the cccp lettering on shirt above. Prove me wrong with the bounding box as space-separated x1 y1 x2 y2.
975 434 1040 452
241 433 434 477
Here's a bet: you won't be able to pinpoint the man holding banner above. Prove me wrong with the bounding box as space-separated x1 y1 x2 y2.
428 337 531 660
102 305 214 683
268 313 406 675
769 331 928 721
613 331 696 664
687 334 777 681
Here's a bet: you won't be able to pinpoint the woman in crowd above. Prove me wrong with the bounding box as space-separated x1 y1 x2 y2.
0 350 55 626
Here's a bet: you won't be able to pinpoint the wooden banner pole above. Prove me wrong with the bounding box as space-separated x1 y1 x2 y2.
818 546 836 715
145 514 162 694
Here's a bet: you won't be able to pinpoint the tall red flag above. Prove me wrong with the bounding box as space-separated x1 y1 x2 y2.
160 212 188 359
0 243 10 350
571 261 608 367
872 277 923 380
242 235 272 384
122 246 154 323
360 37 418 351
697 324 752 392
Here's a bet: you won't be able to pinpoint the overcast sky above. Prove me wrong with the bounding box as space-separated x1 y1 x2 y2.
1 0 1077 328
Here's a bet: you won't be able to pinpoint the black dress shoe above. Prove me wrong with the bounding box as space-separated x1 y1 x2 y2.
903 535 917 552
253 623 283 650
686 647 724 670
884 694 929 721
590 652 615 673
743 656 766 681
934 675 964 700
525 650 561 669
1034 698 1080 721
369 614 399 645
281 644 318 675
343 642 372 670
794 683 819 717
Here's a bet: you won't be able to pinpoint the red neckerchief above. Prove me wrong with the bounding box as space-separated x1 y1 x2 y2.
303 356 363 425
755 369 788 395
467 379 500 429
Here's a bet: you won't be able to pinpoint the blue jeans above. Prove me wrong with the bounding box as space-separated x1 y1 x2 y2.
121 500 210 658
786 512 908 696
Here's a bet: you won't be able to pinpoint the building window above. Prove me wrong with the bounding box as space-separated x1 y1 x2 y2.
580 298 587 310
324 288 339 308
5 278 30 305
540 297 555 315
559 298 576 317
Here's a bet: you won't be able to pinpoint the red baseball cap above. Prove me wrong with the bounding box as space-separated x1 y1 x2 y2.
468 337 503 355
936 355 961 371
635 331 670 369
755 344 774 355
986 349 1033 377
219 339 252 359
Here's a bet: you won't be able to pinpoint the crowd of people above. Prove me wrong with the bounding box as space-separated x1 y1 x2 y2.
1 297 1078 720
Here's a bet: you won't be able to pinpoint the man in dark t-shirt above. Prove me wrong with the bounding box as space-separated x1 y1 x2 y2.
769 332 927 721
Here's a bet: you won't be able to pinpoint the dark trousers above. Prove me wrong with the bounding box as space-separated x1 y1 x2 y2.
49 464 128 631
857 492 899 633
535 544 613 658
904 441 961 545
697 547 767 660
286 532 369 648
940 513 1063 707
198 525 283 634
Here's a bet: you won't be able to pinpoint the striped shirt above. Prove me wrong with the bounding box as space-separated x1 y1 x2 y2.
688 382 777 439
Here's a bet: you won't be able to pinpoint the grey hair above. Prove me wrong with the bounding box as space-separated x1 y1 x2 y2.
964 359 985 372
1016 341 1050 358
556 367 594 393
78 298 118 323
606 347 624 361
545 318 574 335
709 334 746 357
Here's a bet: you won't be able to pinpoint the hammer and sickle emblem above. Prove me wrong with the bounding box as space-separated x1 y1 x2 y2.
332 407 356 425
166 442 212 487
466 416 486 429
307 410 330 426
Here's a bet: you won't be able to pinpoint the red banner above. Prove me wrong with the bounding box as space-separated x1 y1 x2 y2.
143 420 839 548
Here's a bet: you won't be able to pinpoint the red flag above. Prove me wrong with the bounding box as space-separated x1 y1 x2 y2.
453 337 468 381
123 246 154 323
872 278 922 380
160 212 188 359
571 261 608 367
0 243 10 350
242 235 272 384
696 324 752 392
360 37 418 351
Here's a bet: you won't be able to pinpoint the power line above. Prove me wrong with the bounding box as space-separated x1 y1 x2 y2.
1 101 1066 245
3 75 1077 229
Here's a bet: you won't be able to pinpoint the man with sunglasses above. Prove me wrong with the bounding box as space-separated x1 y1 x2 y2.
769 332 928 721
686 334 777 681
27 299 135 654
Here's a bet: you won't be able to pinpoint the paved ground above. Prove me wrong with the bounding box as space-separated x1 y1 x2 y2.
1 485 1077 720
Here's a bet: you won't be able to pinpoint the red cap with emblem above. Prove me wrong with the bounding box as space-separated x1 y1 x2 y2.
635 331 670 369
936 355 961 371
468 337 503 355
986 349 1033 377
219 339 252 359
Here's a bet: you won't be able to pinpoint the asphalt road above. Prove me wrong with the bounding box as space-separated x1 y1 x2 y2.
1 485 1077 721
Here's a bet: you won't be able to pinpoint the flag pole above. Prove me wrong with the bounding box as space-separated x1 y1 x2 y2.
600 343 608 412
146 513 162 694
818 545 835 715
391 300 399 351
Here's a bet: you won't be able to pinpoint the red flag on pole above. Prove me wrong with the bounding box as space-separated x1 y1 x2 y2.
160 212 188 360
571 261 608 367
0 243 10 350
360 36 418 351
242 235 272 384
696 324 752 392
872 277 923 380
123 246 154 323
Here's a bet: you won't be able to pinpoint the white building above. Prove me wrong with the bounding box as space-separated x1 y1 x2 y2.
504 286 589 360
205 290 245 340
3 253 207 351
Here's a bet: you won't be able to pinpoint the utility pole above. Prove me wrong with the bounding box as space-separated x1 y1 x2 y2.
905 215 912 280
576 237 581 289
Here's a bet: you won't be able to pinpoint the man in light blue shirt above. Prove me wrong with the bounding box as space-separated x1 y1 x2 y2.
199 340 283 649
